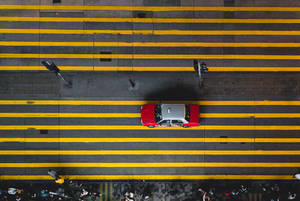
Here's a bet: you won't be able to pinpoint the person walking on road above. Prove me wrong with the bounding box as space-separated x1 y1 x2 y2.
47 169 65 184
294 173 300 180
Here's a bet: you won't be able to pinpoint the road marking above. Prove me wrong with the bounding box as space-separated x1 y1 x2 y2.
1 66 300 72
1 162 300 167
0 138 299 143
1 125 300 130
2 112 300 118
2 5 300 12
4 41 300 47
0 100 154 105
0 17 299 23
0 100 300 105
2 53 300 60
200 113 300 118
99 183 103 201
0 174 294 180
0 66 194 71
0 150 299 155
3 29 300 36
0 113 141 118
105 183 108 201
110 183 113 201
209 67 300 71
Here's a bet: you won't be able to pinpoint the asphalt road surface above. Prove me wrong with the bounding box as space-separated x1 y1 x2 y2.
0 0 300 181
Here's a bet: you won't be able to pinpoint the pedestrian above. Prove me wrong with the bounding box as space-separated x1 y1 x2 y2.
288 192 296 200
48 169 59 180
198 188 210 201
8 188 17 195
47 169 65 184
8 188 22 195
40 189 49 197
80 189 88 198
55 177 65 184
294 173 300 180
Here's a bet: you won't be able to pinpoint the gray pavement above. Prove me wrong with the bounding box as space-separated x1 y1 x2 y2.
1 0 300 184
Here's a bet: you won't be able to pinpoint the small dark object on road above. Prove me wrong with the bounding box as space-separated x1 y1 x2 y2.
41 60 72 87
41 61 60 74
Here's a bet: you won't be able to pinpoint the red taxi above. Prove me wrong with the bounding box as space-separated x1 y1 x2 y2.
141 104 199 128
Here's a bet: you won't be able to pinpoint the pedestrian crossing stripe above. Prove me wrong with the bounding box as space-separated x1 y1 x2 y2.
1 17 300 24
4 41 300 47
0 100 300 105
0 66 193 71
2 5 300 12
2 162 300 168
1 125 300 130
2 29 300 36
99 182 113 201
110 183 113 201
2 66 300 72
0 150 300 155
0 175 295 180
2 53 300 60
0 113 140 118
99 183 103 201
2 112 300 118
105 183 107 201
0 137 300 143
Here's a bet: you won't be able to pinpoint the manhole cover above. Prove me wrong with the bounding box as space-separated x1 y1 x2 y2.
40 130 48 134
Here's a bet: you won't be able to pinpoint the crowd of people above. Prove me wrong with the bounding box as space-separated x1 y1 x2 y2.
0 171 102 201
0 182 101 201
119 181 300 201
0 170 300 201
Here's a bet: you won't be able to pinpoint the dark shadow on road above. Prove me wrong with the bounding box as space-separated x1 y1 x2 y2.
144 83 200 100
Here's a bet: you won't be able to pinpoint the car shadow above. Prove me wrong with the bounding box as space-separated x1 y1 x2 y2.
144 84 200 101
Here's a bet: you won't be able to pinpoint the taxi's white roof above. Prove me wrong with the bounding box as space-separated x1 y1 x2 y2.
161 104 185 120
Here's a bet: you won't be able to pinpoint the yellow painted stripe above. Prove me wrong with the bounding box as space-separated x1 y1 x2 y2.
1 125 300 130
0 138 299 143
0 162 299 168
0 17 299 24
110 183 112 201
0 175 294 180
0 100 156 105
2 53 300 60
4 41 300 47
2 66 300 72
1 100 300 106
99 183 103 201
0 150 299 155
0 66 194 71
3 5 300 12
200 113 300 118
209 67 300 71
0 113 140 118
0 29 148 35
1 112 300 118
104 183 108 201
3 29 300 36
